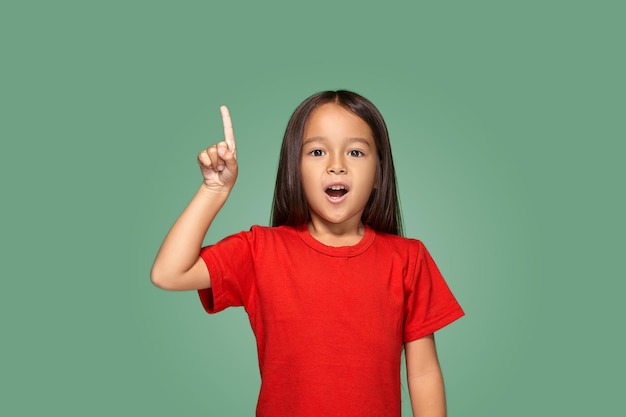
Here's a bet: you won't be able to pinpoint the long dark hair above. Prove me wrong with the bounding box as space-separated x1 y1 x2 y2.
271 90 403 236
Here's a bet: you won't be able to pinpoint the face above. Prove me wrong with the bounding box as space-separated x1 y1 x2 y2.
300 103 378 233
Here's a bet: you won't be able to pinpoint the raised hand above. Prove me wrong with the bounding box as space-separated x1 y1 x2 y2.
197 106 238 191
151 106 240 291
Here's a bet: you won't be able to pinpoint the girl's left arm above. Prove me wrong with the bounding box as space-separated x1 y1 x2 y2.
405 334 447 417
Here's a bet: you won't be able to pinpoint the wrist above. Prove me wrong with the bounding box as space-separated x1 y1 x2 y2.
199 182 232 199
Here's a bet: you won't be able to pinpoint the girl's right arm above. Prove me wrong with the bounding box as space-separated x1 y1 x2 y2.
150 106 238 291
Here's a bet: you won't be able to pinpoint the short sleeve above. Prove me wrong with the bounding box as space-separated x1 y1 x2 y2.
197 229 256 314
403 241 464 343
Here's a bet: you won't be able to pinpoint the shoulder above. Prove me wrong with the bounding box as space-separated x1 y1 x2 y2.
203 225 302 258
371 229 425 252
370 230 436 273
239 224 303 247
248 224 300 238
216 224 299 238
249 224 297 233
206 225 297 247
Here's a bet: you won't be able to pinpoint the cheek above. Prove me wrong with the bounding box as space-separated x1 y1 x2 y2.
300 165 316 194
366 160 379 189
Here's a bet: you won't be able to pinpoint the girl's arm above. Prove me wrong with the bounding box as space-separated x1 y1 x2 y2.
405 334 447 417
150 106 238 291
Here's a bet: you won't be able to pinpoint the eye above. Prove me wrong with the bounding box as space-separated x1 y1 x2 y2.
309 149 325 157
348 150 364 157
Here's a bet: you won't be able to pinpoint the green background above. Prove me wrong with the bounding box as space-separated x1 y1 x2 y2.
2 0 624 415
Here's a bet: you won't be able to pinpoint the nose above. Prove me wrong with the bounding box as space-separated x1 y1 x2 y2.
327 155 347 175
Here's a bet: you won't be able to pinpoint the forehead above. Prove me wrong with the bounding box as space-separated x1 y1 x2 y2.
304 103 373 139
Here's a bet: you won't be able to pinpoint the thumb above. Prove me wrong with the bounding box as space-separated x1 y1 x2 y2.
218 145 238 170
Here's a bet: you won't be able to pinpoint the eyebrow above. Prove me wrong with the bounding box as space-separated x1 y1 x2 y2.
302 136 373 147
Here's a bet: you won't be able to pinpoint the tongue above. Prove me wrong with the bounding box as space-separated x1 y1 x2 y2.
326 189 347 198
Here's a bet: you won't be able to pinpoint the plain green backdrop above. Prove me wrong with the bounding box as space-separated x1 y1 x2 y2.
1 0 624 415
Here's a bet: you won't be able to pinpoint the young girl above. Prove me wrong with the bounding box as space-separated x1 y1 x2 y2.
151 90 464 417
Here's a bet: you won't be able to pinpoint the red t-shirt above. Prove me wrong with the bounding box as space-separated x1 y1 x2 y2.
198 225 463 417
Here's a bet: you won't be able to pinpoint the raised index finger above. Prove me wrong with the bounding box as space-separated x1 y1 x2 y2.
220 105 236 156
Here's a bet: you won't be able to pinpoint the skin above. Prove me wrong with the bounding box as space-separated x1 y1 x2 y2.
300 103 378 246
150 106 236 291
406 335 447 417
150 105 448 416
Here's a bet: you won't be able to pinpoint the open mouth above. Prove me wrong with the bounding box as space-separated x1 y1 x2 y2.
325 185 348 199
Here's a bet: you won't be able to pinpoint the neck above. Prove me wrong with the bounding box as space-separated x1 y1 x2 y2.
307 219 365 247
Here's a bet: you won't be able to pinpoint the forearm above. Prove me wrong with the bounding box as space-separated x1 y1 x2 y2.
408 368 447 417
405 335 447 417
151 184 230 290
152 105 237 290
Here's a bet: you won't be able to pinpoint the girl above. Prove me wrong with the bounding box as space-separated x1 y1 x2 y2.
151 90 464 417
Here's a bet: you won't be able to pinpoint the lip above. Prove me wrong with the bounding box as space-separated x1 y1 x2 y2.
324 182 350 203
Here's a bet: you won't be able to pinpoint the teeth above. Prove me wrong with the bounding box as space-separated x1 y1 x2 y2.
328 185 346 190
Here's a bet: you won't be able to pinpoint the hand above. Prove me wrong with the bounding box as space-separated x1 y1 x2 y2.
197 106 238 192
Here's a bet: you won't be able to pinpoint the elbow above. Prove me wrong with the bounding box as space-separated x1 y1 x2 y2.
150 260 210 291
150 266 174 290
